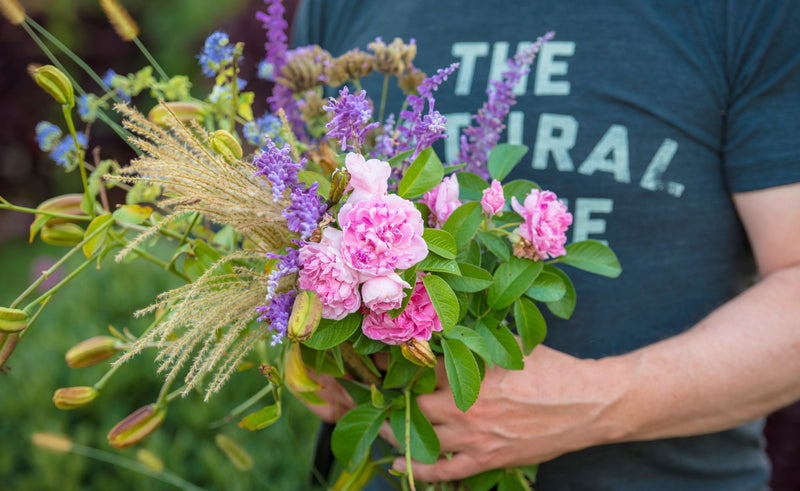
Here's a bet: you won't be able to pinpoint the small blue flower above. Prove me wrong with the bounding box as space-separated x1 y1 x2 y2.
35 121 62 152
257 59 274 81
77 94 91 120
198 31 235 77
243 113 280 146
50 133 88 168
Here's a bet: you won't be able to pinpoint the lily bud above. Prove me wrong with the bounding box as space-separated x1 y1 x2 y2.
107 404 166 449
147 102 205 126
34 65 74 107
136 449 165 474
40 222 84 246
52 386 99 410
65 336 119 368
215 434 254 471
0 307 28 333
36 193 86 226
209 129 243 161
328 168 351 206
284 342 321 393
401 339 437 368
286 290 322 343
31 433 73 454
258 364 281 386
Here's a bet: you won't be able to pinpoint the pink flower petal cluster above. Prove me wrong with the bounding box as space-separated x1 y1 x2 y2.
481 179 505 215
361 273 410 312
420 174 461 228
511 189 572 260
361 276 442 344
338 193 428 277
297 228 361 320
345 152 390 204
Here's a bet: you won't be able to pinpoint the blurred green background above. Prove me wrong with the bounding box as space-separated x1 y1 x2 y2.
0 1 320 489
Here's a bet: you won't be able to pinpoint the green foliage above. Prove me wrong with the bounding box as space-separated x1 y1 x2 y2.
488 144 529 182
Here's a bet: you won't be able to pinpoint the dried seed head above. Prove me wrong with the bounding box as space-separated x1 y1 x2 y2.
277 45 331 93
398 66 427 95
100 0 139 42
324 48 373 87
0 0 26 25
368 37 417 76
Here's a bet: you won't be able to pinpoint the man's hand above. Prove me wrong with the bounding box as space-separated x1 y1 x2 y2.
393 344 627 482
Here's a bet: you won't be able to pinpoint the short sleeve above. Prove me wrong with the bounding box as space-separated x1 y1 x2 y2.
722 0 800 192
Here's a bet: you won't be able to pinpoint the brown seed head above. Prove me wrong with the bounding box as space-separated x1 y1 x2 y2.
100 0 139 41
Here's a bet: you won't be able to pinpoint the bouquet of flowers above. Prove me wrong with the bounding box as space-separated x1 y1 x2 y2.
0 0 621 489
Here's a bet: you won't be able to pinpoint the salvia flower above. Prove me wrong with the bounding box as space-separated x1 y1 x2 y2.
256 0 288 80
256 291 296 345
253 137 302 201
459 32 554 178
35 121 62 152
323 86 380 152
197 31 236 77
282 183 326 240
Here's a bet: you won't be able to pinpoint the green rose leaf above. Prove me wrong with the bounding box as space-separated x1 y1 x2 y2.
338 379 373 406
488 143 529 181
398 147 444 198
238 404 280 431
82 214 114 258
486 256 543 310
544 266 576 319
477 231 510 261
331 404 389 470
475 321 524 370
442 338 481 412
422 228 457 259
440 263 493 292
383 351 419 389
443 201 483 247
303 313 362 350
461 469 504 491
415 253 461 275
514 297 547 355
389 398 440 465
560 240 622 278
525 269 566 302
455 171 490 201
422 274 460 333
446 325 493 362
502 179 541 204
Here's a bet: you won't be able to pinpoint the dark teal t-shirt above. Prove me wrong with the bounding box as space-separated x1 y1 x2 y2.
293 1 800 488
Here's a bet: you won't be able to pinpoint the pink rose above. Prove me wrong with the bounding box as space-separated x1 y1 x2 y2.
361 277 442 344
481 179 505 215
421 175 461 228
338 194 428 277
298 228 361 320
361 273 410 312
511 189 572 260
345 152 390 204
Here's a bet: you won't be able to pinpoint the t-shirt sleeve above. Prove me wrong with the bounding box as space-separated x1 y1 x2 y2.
291 0 323 48
722 0 800 192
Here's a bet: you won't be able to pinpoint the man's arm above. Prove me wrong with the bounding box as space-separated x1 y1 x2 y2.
400 182 800 481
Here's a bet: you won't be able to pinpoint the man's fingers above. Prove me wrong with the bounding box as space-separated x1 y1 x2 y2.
393 452 487 482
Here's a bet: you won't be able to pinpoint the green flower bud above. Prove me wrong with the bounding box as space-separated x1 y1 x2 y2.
284 342 321 393
147 102 204 126
209 129 243 162
215 434 254 471
401 339 437 368
328 168 351 206
34 65 74 107
136 449 165 474
40 222 84 246
287 290 322 343
65 336 119 368
52 386 99 410
31 433 73 454
258 364 281 386
107 404 166 449
36 193 86 226
0 307 28 333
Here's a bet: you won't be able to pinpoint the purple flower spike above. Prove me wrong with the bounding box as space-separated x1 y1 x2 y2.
282 184 326 240
253 137 303 201
256 0 289 80
256 291 296 345
459 32 554 178
323 86 380 152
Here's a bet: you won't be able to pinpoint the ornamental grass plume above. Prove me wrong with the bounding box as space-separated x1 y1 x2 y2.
0 0 25 25
99 0 139 42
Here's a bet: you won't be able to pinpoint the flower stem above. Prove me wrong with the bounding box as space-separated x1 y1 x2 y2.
0 199 91 220
339 342 382 386
278 108 300 163
404 384 417 491
62 105 94 218
378 74 390 124
133 36 169 81
208 383 275 429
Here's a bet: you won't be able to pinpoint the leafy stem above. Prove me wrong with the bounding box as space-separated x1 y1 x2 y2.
62 105 94 218
404 383 417 491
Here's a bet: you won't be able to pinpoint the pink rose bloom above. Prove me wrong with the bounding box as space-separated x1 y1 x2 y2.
338 194 428 277
345 152 391 204
421 175 461 228
511 189 573 260
361 277 442 344
481 179 505 215
298 228 361 320
361 273 410 312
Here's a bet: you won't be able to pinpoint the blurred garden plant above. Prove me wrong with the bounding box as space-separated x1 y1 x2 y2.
1 0 621 489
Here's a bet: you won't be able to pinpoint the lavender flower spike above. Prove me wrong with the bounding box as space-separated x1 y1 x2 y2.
323 86 380 152
458 32 554 178
256 0 288 81
253 136 304 201
282 184 326 241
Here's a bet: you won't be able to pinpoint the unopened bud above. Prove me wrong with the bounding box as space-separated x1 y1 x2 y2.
328 168 351 206
258 364 281 386
0 307 28 333
147 102 205 126
287 290 322 342
65 336 119 368
36 193 87 226
0 332 19 368
215 434 254 471
31 433 73 453
284 342 321 393
0 0 26 25
107 404 166 449
401 339 437 368
34 65 74 107
209 129 243 161
40 222 84 246
53 386 99 409
136 449 165 473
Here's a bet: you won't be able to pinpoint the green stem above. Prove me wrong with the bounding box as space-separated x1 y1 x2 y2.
378 74 390 124
133 36 169 81
157 375 179 406
16 296 52 341
93 360 126 392
61 105 94 218
66 443 204 491
0 201 91 220
404 384 417 491
23 255 94 314
208 383 274 429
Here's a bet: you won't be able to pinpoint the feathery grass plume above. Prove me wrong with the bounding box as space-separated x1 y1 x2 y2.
99 0 139 42
111 102 293 257
0 0 25 25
